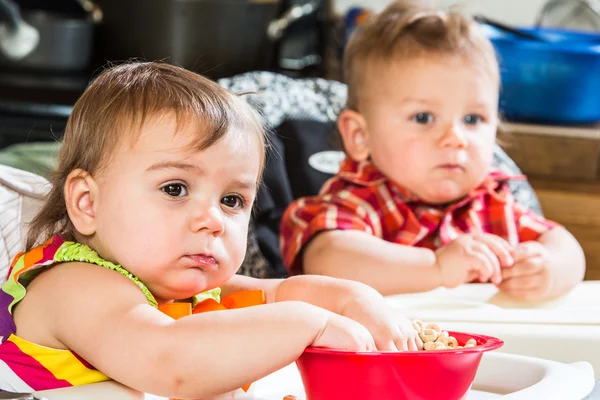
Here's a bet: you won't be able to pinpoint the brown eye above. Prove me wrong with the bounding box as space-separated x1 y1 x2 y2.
161 183 188 197
221 195 244 209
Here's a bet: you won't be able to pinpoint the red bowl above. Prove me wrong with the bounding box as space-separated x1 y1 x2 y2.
296 331 503 400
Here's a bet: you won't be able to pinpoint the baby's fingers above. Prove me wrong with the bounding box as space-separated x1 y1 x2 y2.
379 340 400 352
470 242 501 284
476 234 514 268
502 257 544 280
394 322 422 351
393 335 410 351
407 335 421 351
374 328 413 352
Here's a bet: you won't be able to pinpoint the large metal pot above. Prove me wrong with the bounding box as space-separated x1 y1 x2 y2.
0 0 102 71
94 0 322 79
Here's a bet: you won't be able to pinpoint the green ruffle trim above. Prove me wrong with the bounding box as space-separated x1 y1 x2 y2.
193 287 221 307
53 241 222 309
54 241 158 308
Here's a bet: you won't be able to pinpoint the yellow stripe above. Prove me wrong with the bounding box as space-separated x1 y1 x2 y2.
9 335 109 386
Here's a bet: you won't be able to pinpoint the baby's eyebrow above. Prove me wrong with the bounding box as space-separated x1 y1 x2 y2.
231 179 257 192
399 97 440 106
146 161 203 173
468 101 494 109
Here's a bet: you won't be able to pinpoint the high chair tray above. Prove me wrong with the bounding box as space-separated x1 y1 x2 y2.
36 352 596 399
384 282 600 378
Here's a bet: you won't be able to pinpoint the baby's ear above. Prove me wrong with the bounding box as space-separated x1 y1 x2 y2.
337 109 370 162
64 169 98 236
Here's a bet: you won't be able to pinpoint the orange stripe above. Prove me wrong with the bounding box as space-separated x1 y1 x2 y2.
22 246 44 270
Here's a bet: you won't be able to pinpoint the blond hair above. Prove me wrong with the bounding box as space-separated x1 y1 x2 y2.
343 0 499 110
26 62 266 249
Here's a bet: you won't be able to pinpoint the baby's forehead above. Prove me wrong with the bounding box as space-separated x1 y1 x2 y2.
114 114 256 162
103 107 265 178
113 111 210 151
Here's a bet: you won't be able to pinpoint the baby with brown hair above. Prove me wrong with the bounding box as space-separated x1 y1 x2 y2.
281 1 584 299
0 62 421 398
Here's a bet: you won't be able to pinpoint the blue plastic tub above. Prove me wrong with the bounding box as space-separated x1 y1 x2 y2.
484 25 600 125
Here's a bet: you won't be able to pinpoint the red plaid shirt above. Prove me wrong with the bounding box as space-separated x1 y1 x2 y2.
280 157 558 274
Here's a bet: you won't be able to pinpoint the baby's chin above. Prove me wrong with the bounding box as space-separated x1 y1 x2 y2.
421 181 473 205
153 274 217 301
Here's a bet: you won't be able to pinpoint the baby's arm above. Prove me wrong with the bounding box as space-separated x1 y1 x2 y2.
303 229 442 295
281 194 499 295
36 263 358 399
538 227 585 296
223 273 422 351
280 195 442 295
225 273 384 312
303 230 510 295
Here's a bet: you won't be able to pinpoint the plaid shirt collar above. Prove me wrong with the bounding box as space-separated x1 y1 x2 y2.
337 157 523 207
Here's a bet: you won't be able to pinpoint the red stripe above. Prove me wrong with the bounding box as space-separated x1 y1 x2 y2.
0 341 72 391
41 236 65 263
72 350 97 371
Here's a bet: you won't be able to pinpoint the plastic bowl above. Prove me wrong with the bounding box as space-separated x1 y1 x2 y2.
296 331 503 400
483 25 600 124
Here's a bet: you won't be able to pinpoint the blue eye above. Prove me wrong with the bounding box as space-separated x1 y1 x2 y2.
161 183 188 197
412 113 434 125
464 114 482 125
221 195 245 210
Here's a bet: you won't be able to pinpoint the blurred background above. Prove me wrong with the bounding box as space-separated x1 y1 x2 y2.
3 0 600 280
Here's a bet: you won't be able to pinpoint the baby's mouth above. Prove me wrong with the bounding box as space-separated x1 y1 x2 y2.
437 163 465 171
186 254 219 271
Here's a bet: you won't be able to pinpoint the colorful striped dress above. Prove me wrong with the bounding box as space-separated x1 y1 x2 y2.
0 235 223 392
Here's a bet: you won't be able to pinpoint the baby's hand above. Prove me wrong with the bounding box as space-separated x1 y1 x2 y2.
311 312 376 352
435 234 514 287
339 295 422 351
496 241 551 300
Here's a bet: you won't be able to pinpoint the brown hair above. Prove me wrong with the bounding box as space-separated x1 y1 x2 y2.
26 61 266 250
343 0 499 110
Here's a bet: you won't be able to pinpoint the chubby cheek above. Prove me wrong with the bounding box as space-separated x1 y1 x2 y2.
99 204 177 271
467 139 494 175
387 140 431 175
225 221 249 271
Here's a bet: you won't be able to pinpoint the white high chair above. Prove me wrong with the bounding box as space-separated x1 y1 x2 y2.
0 165 49 282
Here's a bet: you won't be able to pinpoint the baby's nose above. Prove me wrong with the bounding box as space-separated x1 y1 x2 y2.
438 122 468 148
189 206 225 236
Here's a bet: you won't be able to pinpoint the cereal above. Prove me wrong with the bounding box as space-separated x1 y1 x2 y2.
424 323 442 334
420 328 438 343
414 320 478 351
446 337 459 349
423 341 436 351
435 331 449 345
